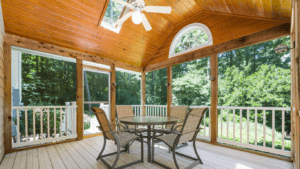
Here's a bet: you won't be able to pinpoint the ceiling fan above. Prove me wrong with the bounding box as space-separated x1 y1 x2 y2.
111 0 172 31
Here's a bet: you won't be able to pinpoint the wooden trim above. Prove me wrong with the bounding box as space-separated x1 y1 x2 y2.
111 64 116 126
292 0 300 168
76 59 84 140
4 34 143 73
4 43 12 154
144 23 291 72
83 65 111 72
167 66 172 116
11 138 78 153
97 0 110 27
83 133 103 139
210 54 218 144
141 72 146 116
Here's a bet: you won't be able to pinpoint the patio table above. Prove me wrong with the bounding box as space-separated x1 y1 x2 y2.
119 116 179 162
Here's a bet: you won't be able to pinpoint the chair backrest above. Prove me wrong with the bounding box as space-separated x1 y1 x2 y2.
166 106 189 129
178 108 208 144
115 105 134 120
92 107 115 140
170 106 189 121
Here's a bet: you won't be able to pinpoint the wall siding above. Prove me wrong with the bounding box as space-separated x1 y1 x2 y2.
0 0 5 163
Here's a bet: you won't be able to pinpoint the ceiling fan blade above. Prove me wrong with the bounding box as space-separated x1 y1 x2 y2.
110 0 131 7
143 6 172 14
141 13 152 31
116 12 133 25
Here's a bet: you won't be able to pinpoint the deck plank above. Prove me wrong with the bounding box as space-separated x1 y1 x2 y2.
54 144 80 169
37 147 52 169
0 136 294 169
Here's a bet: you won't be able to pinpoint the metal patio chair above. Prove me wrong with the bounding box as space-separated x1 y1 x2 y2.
152 108 208 169
92 107 144 169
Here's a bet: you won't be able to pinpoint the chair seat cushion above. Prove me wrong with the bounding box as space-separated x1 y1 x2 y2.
115 132 140 146
156 133 178 147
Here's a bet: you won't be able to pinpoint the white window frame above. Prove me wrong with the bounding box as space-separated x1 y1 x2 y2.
169 23 213 58
100 0 132 34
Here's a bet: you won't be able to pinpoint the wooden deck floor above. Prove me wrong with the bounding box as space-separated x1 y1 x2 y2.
0 136 293 169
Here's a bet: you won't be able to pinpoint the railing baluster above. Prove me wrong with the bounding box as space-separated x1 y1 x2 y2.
209 108 211 137
17 109 20 143
47 108 50 138
263 110 266 147
272 110 275 149
25 109 28 142
33 109 36 141
221 109 223 138
204 111 206 136
40 109 43 140
60 108 62 137
240 109 242 143
54 108 57 138
233 109 235 141
282 110 285 151
255 109 257 146
227 109 229 139
247 109 249 144
66 107 68 136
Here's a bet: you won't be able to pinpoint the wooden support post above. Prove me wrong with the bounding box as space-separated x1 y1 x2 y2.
292 0 300 168
141 72 146 115
4 43 12 153
167 66 172 116
76 59 84 140
210 54 218 144
111 64 116 126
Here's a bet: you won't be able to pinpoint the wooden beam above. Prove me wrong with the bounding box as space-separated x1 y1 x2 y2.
141 72 146 116
97 0 110 27
83 65 111 72
76 59 84 140
144 23 291 72
167 66 172 116
4 34 143 73
292 0 300 168
210 54 218 144
111 64 116 126
4 43 12 154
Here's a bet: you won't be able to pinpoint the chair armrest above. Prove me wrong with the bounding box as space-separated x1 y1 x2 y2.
173 125 183 131
111 123 126 130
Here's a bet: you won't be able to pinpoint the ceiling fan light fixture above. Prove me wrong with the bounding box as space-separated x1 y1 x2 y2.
132 11 142 24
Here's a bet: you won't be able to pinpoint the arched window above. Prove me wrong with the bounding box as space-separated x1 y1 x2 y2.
169 23 213 58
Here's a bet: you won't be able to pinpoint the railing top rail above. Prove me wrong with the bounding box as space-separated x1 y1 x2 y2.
12 106 77 109
142 105 291 111
216 106 291 110
145 105 167 107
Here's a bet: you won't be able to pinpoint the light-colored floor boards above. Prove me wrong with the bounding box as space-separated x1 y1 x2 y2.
0 136 294 169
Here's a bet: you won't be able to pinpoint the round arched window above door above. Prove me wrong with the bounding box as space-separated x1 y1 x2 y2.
169 23 213 58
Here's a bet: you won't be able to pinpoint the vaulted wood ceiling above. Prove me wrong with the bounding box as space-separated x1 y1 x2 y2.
1 0 291 69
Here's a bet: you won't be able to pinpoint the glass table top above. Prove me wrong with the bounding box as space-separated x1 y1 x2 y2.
119 116 179 125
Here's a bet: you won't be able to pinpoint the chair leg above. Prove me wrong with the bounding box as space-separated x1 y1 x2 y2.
172 146 180 169
97 137 106 160
111 142 121 169
193 139 203 164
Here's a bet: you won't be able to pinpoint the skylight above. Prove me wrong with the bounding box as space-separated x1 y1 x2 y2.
101 0 129 33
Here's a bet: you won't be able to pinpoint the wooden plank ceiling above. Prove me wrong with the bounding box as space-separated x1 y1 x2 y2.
1 0 291 69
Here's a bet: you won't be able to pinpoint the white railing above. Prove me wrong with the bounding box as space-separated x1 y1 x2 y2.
140 105 291 157
132 105 143 116
11 105 77 148
145 105 167 117
217 106 291 157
